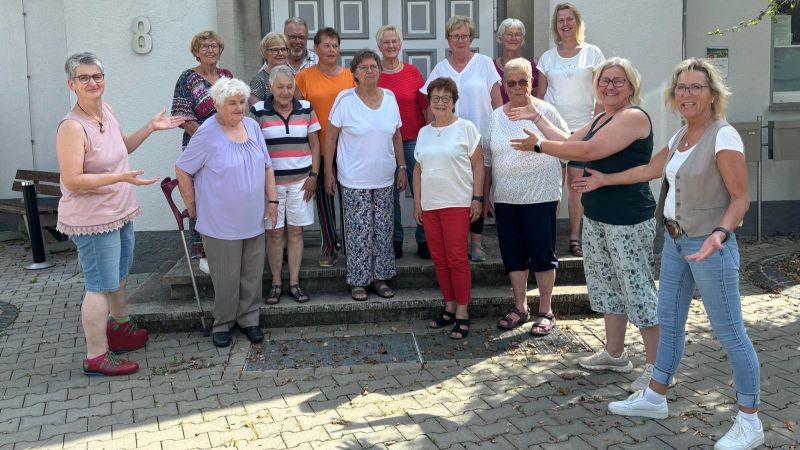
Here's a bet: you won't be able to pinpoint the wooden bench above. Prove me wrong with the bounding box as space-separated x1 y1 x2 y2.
0 169 67 244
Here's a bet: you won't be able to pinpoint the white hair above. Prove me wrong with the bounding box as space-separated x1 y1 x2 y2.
209 77 251 105
497 18 525 39
64 52 104 79
268 65 295 87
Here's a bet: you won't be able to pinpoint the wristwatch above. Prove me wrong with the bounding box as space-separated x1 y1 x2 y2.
712 226 731 243
533 143 542 153
471 195 484 202
308 171 318 178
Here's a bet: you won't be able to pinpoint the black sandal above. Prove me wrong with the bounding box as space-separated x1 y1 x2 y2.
429 310 455 329
265 284 282 305
288 284 310 303
569 240 583 257
450 318 470 340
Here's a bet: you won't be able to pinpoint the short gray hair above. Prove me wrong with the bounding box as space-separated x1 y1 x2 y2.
497 18 525 40
284 17 308 30
209 77 251 105
64 52 104 79
268 65 295 87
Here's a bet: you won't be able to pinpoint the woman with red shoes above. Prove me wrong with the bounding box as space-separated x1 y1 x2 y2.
57 52 184 376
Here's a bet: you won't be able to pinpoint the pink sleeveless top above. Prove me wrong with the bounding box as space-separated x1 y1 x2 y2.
56 103 141 235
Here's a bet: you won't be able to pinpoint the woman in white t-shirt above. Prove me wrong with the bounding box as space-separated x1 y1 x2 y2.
574 59 763 450
536 2 605 258
413 77 484 340
324 49 408 302
421 15 502 262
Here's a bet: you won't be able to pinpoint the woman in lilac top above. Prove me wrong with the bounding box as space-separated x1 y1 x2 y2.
176 78 278 349
57 52 184 376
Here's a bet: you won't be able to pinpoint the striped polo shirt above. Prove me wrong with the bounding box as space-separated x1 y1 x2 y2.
251 97 321 185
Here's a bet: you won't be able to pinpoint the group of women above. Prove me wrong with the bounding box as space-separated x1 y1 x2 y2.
58 4 763 449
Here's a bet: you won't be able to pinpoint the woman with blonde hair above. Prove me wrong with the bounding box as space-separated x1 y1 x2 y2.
248 32 290 105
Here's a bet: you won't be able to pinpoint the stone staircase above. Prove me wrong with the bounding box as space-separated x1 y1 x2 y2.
129 226 594 331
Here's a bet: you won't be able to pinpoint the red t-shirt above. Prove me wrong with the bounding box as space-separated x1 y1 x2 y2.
378 64 428 141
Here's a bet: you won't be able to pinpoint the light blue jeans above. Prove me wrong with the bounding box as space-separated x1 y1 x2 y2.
652 231 760 408
71 221 135 293
393 140 426 244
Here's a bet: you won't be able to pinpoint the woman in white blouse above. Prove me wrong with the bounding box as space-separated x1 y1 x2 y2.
486 58 569 336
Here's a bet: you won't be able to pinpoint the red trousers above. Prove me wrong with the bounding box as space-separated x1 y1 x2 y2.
422 207 471 305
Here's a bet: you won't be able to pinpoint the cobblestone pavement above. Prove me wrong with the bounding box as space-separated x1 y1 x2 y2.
0 235 798 449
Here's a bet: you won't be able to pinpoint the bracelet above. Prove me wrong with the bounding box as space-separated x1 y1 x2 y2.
712 226 730 243
399 165 407 170
308 171 318 178
471 195 484 202
268 200 279 205
534 114 542 124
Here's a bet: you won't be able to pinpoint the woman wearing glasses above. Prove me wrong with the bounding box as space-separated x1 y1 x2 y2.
248 32 289 106
413 77 484 340
510 58 659 393
577 59 761 450
324 49 406 301
536 2 605 258
57 53 184 375
494 18 538 103
171 30 233 271
422 15 501 262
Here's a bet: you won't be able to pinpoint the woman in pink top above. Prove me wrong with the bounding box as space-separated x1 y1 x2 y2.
57 52 183 376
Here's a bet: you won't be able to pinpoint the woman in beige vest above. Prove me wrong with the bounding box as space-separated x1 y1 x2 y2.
575 58 761 450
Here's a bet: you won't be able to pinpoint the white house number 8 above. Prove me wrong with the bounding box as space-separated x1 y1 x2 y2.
131 17 152 54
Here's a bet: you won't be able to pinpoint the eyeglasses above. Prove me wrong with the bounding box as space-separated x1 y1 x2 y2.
674 84 708 95
200 43 220 50
448 34 471 42
74 73 105 84
286 34 306 41
357 65 380 73
598 77 627 88
505 79 529 88
380 39 401 47
268 47 289 54
503 32 524 39
431 95 452 104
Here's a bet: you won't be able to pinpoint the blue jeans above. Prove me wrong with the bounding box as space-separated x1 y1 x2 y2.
652 231 760 408
393 140 426 244
71 221 135 293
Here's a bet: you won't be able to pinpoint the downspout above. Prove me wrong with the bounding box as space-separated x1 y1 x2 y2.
682 0 687 59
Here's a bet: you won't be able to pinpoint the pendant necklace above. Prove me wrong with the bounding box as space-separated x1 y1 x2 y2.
77 103 105 133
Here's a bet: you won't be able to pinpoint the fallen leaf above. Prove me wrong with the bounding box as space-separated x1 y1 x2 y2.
377 343 388 355
361 386 369 396
680 425 689 433
786 420 795 432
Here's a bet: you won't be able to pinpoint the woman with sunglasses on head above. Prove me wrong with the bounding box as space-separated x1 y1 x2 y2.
422 15 501 262
510 57 659 393
573 58 760 450
58 52 184 375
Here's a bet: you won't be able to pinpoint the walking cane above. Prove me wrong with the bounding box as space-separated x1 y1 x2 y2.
160 177 210 336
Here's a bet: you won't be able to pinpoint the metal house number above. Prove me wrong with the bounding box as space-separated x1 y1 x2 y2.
131 16 152 54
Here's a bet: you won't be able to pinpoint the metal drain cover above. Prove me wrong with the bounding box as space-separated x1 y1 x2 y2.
244 327 592 372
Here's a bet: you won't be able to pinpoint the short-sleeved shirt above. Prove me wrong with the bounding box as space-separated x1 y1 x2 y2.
486 101 568 205
295 66 355 143
537 44 605 132
421 53 501 140
415 118 481 211
662 126 744 220
175 115 272 240
495 58 539 104
329 88 401 189
251 97 321 185
378 64 428 141
581 106 656 225
288 49 319 75
171 67 234 148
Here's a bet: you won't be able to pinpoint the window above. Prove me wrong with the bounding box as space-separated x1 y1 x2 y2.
772 4 800 104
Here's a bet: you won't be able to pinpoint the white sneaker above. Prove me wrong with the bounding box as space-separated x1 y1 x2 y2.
470 242 486 262
608 390 668 419
198 257 210 275
578 349 633 373
714 416 764 450
630 363 654 392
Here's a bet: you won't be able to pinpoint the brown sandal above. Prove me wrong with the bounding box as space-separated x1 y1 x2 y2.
497 306 530 330
529 312 556 336
371 280 394 298
351 286 368 301
289 284 310 303
569 240 583 257
265 285 282 305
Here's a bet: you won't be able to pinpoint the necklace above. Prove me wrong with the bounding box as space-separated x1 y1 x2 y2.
76 102 104 133
680 119 712 149
432 118 455 136
382 60 402 73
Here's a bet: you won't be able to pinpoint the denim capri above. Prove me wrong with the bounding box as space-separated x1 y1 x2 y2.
495 201 559 273
71 221 135 293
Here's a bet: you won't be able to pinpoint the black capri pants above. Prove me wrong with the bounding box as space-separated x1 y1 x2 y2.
494 201 559 273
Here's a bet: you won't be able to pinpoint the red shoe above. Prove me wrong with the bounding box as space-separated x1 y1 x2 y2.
107 318 149 352
83 352 139 376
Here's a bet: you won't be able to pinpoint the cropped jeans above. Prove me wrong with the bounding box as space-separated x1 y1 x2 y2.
652 231 760 408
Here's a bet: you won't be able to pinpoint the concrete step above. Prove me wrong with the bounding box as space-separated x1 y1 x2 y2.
130 281 591 332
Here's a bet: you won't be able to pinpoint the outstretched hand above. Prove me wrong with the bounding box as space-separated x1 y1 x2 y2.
571 168 605 193
685 232 725 262
120 170 159 186
510 128 540 152
508 103 540 122
149 109 185 131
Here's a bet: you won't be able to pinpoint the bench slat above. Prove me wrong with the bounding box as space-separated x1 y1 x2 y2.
15 170 60 184
11 181 62 197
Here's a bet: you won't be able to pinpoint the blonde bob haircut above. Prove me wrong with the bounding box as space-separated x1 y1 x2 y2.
259 32 289 60
190 30 225 61
446 15 475 39
209 77 251 106
665 58 730 120
375 25 403 47
593 57 642 106
551 3 585 45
